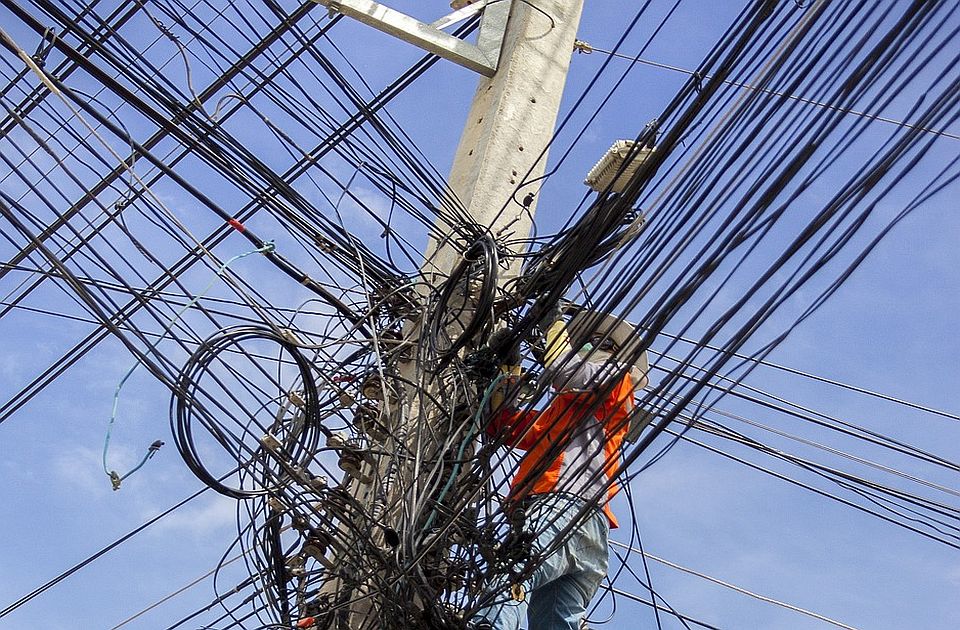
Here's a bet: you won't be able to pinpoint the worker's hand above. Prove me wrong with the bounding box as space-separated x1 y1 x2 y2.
542 317 573 367
487 328 521 367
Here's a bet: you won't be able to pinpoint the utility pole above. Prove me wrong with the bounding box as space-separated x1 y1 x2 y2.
308 2 584 627
425 0 585 277
312 0 584 272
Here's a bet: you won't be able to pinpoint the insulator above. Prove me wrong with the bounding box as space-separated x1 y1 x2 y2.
287 556 307 578
302 532 334 568
354 402 388 442
360 373 383 400
308 475 328 492
260 433 282 451
327 432 348 449
288 390 306 409
338 450 372 483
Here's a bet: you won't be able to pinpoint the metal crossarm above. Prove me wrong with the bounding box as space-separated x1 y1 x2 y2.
313 0 511 76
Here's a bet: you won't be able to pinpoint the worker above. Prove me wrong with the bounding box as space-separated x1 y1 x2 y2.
472 309 647 630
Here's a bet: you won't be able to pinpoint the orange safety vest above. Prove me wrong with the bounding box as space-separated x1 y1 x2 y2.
487 373 634 528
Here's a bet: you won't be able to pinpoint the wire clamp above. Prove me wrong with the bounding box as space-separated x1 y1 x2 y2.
31 26 57 68
692 71 703 93
106 440 164 491
573 39 593 54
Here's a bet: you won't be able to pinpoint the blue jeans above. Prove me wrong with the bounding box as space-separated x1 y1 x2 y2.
474 494 609 630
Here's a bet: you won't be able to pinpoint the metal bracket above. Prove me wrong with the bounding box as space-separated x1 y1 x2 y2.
431 0 494 30
312 0 511 76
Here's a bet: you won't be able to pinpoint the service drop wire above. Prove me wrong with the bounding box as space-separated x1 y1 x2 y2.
103 241 276 490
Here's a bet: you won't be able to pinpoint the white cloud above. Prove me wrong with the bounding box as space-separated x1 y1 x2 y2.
0 352 24 380
944 562 960 588
148 493 237 537
52 444 116 497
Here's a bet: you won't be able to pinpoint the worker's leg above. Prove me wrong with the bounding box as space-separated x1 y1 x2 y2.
527 574 587 630
472 495 605 630
470 596 526 630
526 500 608 630
471 495 571 629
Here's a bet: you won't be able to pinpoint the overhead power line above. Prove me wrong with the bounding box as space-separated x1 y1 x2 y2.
609 541 858 630
572 39 960 141
0 487 210 619
1 0 958 628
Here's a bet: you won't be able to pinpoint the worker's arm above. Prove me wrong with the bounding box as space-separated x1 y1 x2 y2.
486 315 602 446
485 405 540 450
599 372 637 438
484 329 542 450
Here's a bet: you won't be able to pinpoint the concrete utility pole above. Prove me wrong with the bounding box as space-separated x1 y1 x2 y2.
425 0 585 277
313 0 584 272
309 1 584 626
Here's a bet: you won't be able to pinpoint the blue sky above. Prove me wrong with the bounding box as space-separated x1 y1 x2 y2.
1 1 959 629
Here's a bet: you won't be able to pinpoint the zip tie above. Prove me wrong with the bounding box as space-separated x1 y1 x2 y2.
103 243 273 490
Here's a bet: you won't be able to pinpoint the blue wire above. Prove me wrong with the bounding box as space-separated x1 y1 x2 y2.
424 373 506 531
103 242 275 490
